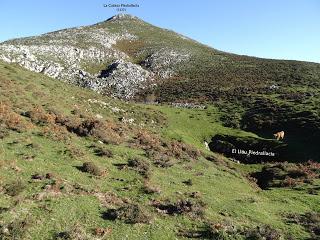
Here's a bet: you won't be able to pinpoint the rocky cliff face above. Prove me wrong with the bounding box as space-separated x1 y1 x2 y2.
0 14 190 99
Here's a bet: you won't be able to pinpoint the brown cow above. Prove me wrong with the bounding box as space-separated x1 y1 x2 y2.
273 131 284 140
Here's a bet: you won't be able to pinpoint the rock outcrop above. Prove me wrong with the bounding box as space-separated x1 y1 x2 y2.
0 14 190 99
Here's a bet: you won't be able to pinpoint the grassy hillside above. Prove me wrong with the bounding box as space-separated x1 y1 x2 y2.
2 15 320 157
1 61 320 239
96 16 320 156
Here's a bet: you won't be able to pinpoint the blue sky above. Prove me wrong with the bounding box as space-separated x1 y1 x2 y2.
0 0 319 63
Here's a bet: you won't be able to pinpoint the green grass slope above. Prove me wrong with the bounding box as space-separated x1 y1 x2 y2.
2 15 320 159
96 16 320 158
0 61 320 239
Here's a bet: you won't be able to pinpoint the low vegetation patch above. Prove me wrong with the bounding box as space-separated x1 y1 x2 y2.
250 161 320 189
179 221 240 239
0 102 31 133
25 106 124 144
142 180 161 194
179 222 281 240
93 146 113 158
243 225 281 240
127 157 151 178
54 223 90 240
132 130 202 168
24 106 56 125
93 227 112 238
102 204 152 224
151 199 206 218
79 162 104 176
286 212 320 239
0 218 32 240
4 179 26 196
182 179 193 186
152 153 175 168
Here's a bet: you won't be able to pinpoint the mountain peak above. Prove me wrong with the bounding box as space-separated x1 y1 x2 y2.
106 14 139 22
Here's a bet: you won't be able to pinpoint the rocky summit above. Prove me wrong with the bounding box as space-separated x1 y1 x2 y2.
0 14 191 99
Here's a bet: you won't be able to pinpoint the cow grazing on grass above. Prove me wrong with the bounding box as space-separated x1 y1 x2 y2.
273 131 284 140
